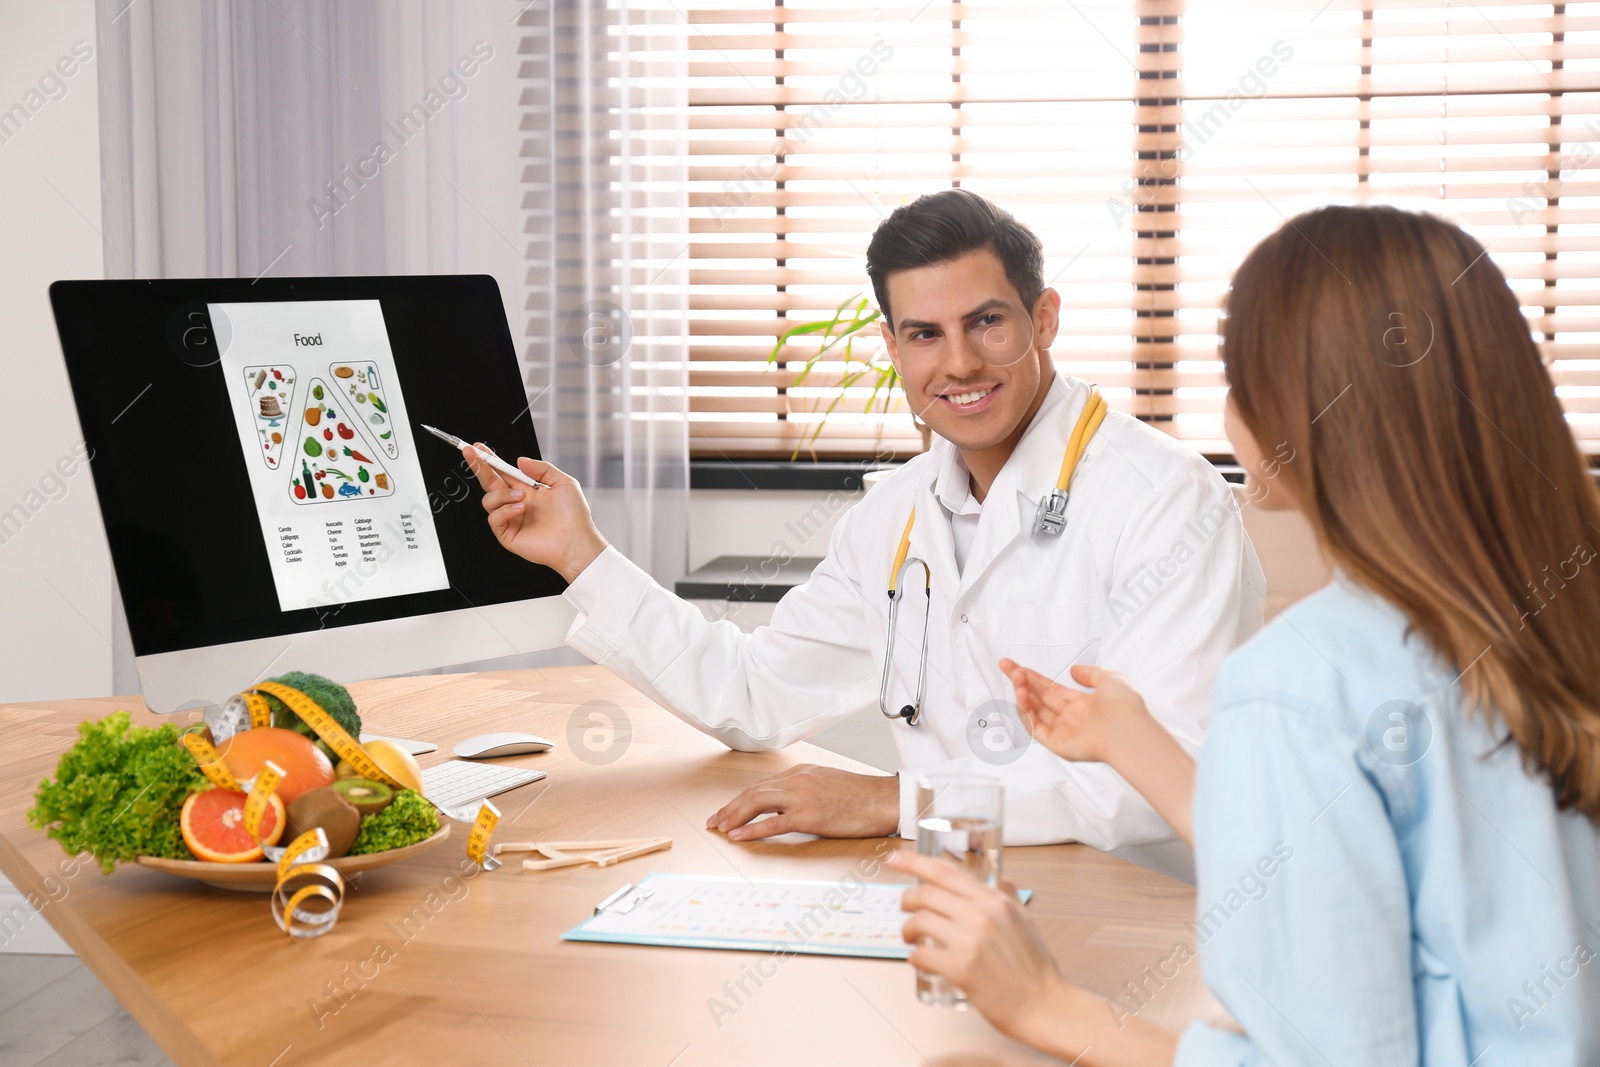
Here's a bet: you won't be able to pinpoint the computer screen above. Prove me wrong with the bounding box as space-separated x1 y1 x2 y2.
51 275 570 710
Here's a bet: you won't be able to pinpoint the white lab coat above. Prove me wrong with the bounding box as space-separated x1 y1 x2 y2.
562 375 1264 870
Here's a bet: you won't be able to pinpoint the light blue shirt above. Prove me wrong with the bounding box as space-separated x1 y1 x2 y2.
1176 577 1600 1065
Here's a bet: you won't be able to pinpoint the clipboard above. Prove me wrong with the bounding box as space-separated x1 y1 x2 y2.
562 872 1030 960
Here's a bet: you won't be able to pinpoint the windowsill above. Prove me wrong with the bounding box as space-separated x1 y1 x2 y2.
674 555 825 602
689 459 899 492
692 457 1246 491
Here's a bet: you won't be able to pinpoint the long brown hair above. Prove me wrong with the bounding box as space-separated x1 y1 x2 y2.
1224 204 1600 820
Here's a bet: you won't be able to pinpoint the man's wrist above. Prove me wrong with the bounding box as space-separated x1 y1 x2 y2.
878 772 902 837
556 532 608 583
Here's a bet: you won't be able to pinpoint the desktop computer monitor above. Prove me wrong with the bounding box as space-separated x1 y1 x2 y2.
50 275 571 712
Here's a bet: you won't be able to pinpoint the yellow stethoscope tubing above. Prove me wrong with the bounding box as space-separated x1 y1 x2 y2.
1056 389 1107 492
888 509 921 593
877 388 1105 726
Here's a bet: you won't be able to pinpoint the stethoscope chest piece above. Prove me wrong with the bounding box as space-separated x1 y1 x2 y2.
1033 488 1069 537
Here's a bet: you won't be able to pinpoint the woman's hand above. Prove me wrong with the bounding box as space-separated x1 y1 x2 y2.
464 446 608 582
999 660 1152 765
888 849 1185 1065
887 849 1070 1047
1000 659 1197 847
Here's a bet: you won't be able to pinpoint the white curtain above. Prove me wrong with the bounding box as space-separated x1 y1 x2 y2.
517 0 690 589
96 0 690 690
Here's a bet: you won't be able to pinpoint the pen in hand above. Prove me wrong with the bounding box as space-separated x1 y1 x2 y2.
421 424 552 490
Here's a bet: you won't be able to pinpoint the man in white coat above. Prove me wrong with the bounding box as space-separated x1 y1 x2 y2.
467 190 1263 876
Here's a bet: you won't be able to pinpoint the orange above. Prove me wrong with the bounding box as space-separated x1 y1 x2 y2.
180 788 285 863
218 727 334 806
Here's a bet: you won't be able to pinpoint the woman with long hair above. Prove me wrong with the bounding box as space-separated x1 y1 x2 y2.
890 205 1600 1064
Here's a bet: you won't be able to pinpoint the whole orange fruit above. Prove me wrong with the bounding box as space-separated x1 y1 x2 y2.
218 727 335 806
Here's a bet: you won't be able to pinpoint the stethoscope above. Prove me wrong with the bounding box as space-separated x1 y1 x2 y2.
877 389 1107 726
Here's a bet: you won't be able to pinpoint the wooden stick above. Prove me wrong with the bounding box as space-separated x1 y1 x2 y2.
495 836 667 856
516 837 672 871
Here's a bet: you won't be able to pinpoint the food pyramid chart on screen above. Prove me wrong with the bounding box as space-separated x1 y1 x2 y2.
240 365 298 470
289 377 396 504
329 361 399 459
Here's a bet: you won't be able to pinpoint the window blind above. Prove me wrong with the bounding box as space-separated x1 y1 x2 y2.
674 0 1600 458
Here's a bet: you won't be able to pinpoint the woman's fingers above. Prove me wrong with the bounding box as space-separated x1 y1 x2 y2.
887 850 988 900
1000 659 1046 720
1026 668 1077 716
900 881 975 923
1070 663 1106 689
901 909 970 952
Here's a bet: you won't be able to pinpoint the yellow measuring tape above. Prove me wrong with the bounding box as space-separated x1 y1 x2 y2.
268 827 345 938
180 729 240 791
241 760 285 841
245 681 404 790
466 800 502 870
271 825 327 876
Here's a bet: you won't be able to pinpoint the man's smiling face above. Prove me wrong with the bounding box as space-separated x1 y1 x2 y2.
880 247 1060 457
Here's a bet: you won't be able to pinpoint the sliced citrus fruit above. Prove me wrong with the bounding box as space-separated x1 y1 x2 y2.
218 727 334 805
180 788 285 863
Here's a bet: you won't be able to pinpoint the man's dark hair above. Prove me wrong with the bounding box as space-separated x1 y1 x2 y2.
864 188 1045 329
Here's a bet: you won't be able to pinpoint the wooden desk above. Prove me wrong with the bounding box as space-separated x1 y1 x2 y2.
0 667 1212 1066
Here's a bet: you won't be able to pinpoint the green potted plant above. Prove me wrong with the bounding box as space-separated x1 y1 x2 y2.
767 294 932 461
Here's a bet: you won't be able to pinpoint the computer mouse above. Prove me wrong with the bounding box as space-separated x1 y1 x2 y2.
454 731 555 759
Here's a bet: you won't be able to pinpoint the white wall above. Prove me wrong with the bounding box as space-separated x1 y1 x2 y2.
689 487 857 571
0 1 101 951
0 1 110 705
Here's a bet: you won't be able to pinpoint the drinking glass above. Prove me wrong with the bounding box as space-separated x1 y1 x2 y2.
913 773 1003 1008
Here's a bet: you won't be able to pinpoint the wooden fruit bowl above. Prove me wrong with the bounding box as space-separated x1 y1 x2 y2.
136 823 451 892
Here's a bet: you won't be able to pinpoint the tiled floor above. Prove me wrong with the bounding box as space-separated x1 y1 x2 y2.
0 956 169 1067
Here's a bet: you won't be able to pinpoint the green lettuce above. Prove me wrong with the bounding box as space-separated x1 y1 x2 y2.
348 789 439 855
27 711 207 873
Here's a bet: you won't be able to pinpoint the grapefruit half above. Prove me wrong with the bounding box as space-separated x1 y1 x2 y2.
180 788 285 863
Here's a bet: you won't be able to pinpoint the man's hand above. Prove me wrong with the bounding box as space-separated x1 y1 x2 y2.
465 446 608 582
707 765 900 841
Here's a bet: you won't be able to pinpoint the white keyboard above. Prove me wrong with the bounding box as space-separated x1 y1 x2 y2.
422 760 547 811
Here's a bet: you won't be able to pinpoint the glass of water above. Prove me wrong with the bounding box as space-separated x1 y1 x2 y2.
913 773 1003 1008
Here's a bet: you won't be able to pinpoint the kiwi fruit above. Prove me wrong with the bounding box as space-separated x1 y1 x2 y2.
284 786 362 858
331 778 395 817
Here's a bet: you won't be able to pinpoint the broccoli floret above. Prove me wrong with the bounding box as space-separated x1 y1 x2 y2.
263 671 360 758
